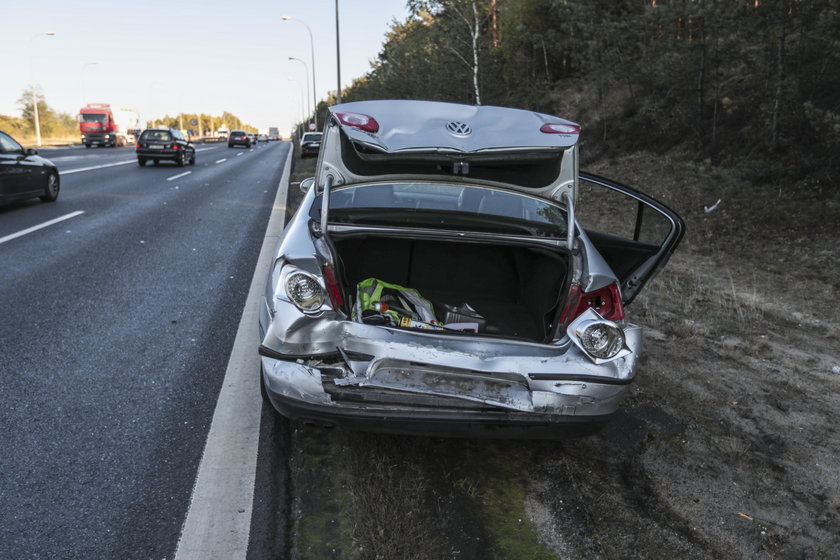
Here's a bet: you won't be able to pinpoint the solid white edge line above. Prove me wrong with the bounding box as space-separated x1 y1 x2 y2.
167 171 192 182
174 142 292 560
62 160 135 174
0 210 85 245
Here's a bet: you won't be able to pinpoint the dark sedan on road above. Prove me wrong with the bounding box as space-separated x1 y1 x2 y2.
0 130 60 204
228 130 252 148
136 128 195 167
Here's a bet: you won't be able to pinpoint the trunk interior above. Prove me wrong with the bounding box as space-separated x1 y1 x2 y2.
332 235 570 342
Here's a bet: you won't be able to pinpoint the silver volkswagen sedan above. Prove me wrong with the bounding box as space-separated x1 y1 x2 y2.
259 100 684 439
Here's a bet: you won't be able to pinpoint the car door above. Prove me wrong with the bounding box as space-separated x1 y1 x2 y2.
576 172 685 305
0 132 34 198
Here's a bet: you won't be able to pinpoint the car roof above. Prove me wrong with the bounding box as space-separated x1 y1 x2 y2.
329 99 579 155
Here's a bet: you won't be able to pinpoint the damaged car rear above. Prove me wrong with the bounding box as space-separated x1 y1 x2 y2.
259 100 684 439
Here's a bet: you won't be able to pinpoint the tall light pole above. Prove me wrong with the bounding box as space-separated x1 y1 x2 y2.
281 16 317 129
288 57 311 126
81 61 97 104
288 77 305 140
30 31 56 147
335 0 342 103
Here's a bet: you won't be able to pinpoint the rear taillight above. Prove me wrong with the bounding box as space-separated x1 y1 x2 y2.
135 143 141 148
322 265 343 308
335 112 379 133
559 283 624 326
172 144 179 149
540 123 581 135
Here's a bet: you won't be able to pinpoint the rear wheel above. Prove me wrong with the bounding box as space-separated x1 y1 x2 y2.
177 151 186 167
153 159 159 166
85 143 91 148
39 172 59 202
137 158 146 167
189 151 196 165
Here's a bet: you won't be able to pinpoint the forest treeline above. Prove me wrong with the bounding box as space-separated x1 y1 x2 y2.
152 112 257 135
327 0 839 187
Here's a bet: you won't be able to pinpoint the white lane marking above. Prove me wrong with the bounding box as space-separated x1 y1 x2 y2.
62 160 135 174
48 155 87 162
236 153 243 157
174 147 291 560
167 171 192 182
195 147 218 152
215 158 227 164
0 211 85 245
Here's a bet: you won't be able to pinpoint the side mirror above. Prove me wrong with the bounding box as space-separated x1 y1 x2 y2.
300 177 315 194
25 148 38 156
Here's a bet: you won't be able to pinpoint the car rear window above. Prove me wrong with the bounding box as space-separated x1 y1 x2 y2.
312 182 567 238
302 133 322 142
141 130 172 141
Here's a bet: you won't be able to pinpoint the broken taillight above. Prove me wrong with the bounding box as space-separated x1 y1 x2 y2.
322 265 344 309
559 283 624 327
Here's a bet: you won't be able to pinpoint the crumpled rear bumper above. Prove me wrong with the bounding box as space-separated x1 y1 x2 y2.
259 302 643 438
261 360 616 439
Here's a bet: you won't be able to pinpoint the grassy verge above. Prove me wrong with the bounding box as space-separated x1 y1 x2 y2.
292 430 557 560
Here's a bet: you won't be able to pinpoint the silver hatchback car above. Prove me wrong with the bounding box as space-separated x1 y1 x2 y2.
259 100 684 439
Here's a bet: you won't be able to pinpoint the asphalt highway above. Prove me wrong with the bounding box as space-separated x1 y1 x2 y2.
0 140 290 559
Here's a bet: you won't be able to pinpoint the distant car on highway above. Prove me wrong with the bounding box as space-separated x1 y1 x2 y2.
228 130 251 148
250 133 259 145
0 130 60 204
135 128 195 167
259 134 268 142
300 132 322 158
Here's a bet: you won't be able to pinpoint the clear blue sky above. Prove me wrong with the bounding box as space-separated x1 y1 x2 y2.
2 0 410 134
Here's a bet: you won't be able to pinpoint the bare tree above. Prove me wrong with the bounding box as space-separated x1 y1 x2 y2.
410 0 490 105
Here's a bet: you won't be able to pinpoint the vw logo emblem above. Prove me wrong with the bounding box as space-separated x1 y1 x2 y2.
446 121 472 137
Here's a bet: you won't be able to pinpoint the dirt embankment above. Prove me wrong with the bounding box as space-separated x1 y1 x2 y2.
282 152 840 559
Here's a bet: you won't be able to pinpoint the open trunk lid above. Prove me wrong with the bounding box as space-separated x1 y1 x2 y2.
324 100 581 204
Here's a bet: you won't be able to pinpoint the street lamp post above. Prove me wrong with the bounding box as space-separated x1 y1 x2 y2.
81 61 97 104
288 57 311 127
288 77 306 141
30 31 56 147
335 0 342 103
281 16 317 130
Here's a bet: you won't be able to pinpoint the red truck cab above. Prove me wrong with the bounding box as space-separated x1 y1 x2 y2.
78 104 139 147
